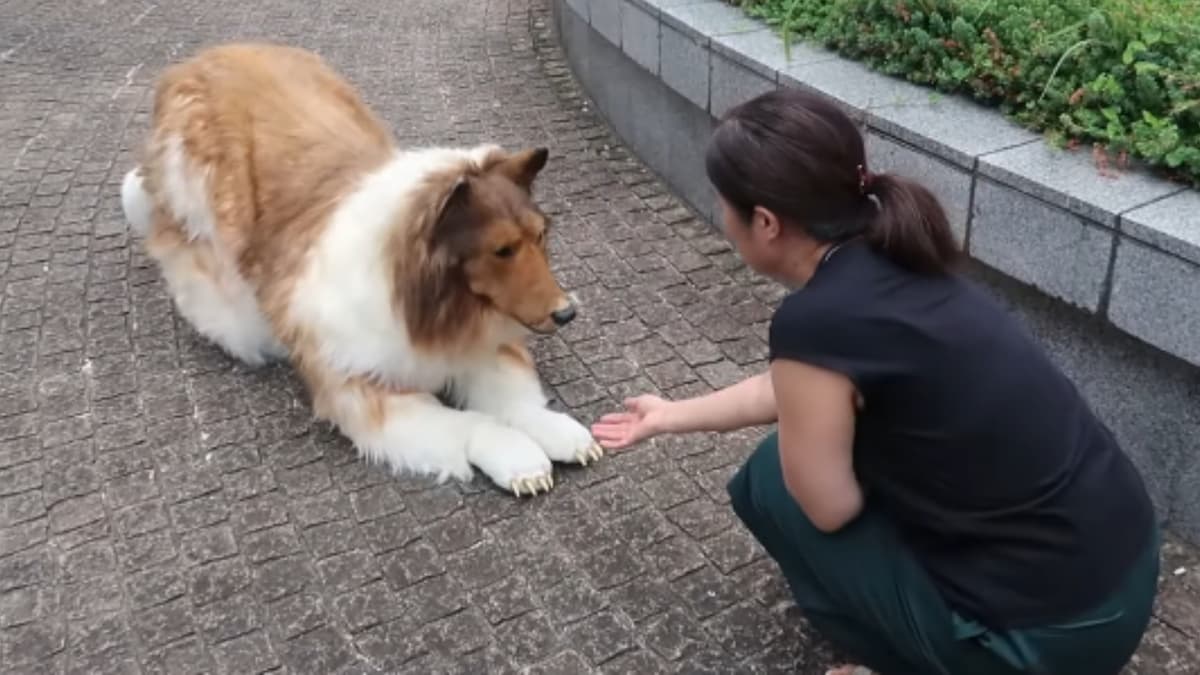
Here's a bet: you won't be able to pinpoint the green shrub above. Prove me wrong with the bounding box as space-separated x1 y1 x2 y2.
729 0 1200 186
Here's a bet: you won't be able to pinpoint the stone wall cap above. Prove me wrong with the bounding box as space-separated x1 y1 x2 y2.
659 0 758 43
781 57 1040 170
979 142 1187 229
1121 190 1200 265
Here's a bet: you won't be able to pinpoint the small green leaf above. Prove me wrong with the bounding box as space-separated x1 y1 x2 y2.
1123 39 1147 65
1085 10 1109 40
951 16 975 44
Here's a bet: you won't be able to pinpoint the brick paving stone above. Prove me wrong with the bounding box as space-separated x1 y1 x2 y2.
1 0 1196 673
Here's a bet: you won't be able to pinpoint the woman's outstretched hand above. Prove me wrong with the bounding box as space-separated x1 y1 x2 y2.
590 394 673 450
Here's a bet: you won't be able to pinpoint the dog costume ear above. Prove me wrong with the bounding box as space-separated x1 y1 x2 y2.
427 176 477 259
441 177 471 214
487 147 549 191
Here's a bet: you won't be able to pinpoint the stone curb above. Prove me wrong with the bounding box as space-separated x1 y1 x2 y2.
556 0 1200 369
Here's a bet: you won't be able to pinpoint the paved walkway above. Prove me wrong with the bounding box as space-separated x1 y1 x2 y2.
1 0 1197 673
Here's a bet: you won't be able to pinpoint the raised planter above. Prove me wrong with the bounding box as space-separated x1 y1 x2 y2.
553 0 1200 543
559 0 1200 368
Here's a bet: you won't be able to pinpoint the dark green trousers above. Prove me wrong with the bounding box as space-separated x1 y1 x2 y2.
727 431 1160 675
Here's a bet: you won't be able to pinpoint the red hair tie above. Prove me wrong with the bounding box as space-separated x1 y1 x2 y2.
857 164 874 195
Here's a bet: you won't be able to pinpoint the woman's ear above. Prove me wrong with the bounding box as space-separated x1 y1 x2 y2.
751 205 782 240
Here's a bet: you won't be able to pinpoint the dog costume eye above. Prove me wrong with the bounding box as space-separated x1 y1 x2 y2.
495 245 516 258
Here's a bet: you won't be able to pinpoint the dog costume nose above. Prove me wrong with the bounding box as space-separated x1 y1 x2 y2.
551 305 577 326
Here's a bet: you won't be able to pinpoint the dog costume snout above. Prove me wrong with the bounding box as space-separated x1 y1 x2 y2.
551 305 577 326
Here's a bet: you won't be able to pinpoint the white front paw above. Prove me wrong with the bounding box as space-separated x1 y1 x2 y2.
466 422 555 497
508 407 604 466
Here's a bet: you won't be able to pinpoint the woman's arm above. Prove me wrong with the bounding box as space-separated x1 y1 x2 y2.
660 371 777 435
769 358 863 533
591 371 778 450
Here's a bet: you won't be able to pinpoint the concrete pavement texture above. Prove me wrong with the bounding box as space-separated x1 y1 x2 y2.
1 0 1197 672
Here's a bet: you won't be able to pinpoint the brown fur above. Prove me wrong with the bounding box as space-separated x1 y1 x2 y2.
139 43 394 340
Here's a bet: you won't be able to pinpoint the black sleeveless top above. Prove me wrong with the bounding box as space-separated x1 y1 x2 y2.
767 238 1155 629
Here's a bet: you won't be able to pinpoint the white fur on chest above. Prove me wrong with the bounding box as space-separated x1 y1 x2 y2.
287 145 516 390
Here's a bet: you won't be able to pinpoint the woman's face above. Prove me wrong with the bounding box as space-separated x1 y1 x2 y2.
717 194 780 279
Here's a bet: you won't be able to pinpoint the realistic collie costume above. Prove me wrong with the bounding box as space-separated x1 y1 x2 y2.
120 42 603 496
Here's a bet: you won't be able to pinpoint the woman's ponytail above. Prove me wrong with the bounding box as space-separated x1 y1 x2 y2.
864 173 962 275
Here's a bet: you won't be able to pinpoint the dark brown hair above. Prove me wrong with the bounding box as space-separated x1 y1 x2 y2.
705 88 961 275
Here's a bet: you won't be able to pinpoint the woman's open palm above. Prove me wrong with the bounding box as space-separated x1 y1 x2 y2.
590 394 671 450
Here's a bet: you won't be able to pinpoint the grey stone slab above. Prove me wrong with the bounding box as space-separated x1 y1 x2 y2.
589 0 622 46
1108 238 1200 368
560 0 595 97
979 142 1183 228
782 57 1037 169
581 1 634 127
970 178 1114 312
642 0 709 7
662 102 720 225
711 28 834 81
630 52 719 224
660 0 759 42
660 21 709 110
780 56 921 124
864 132 971 248
966 263 1197 530
709 49 775 119
1121 189 1200 265
625 0 662 13
566 0 589 22
870 97 1037 172
614 70 670 179
620 0 659 75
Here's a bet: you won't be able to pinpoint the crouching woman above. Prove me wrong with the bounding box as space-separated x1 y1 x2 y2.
591 89 1160 675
